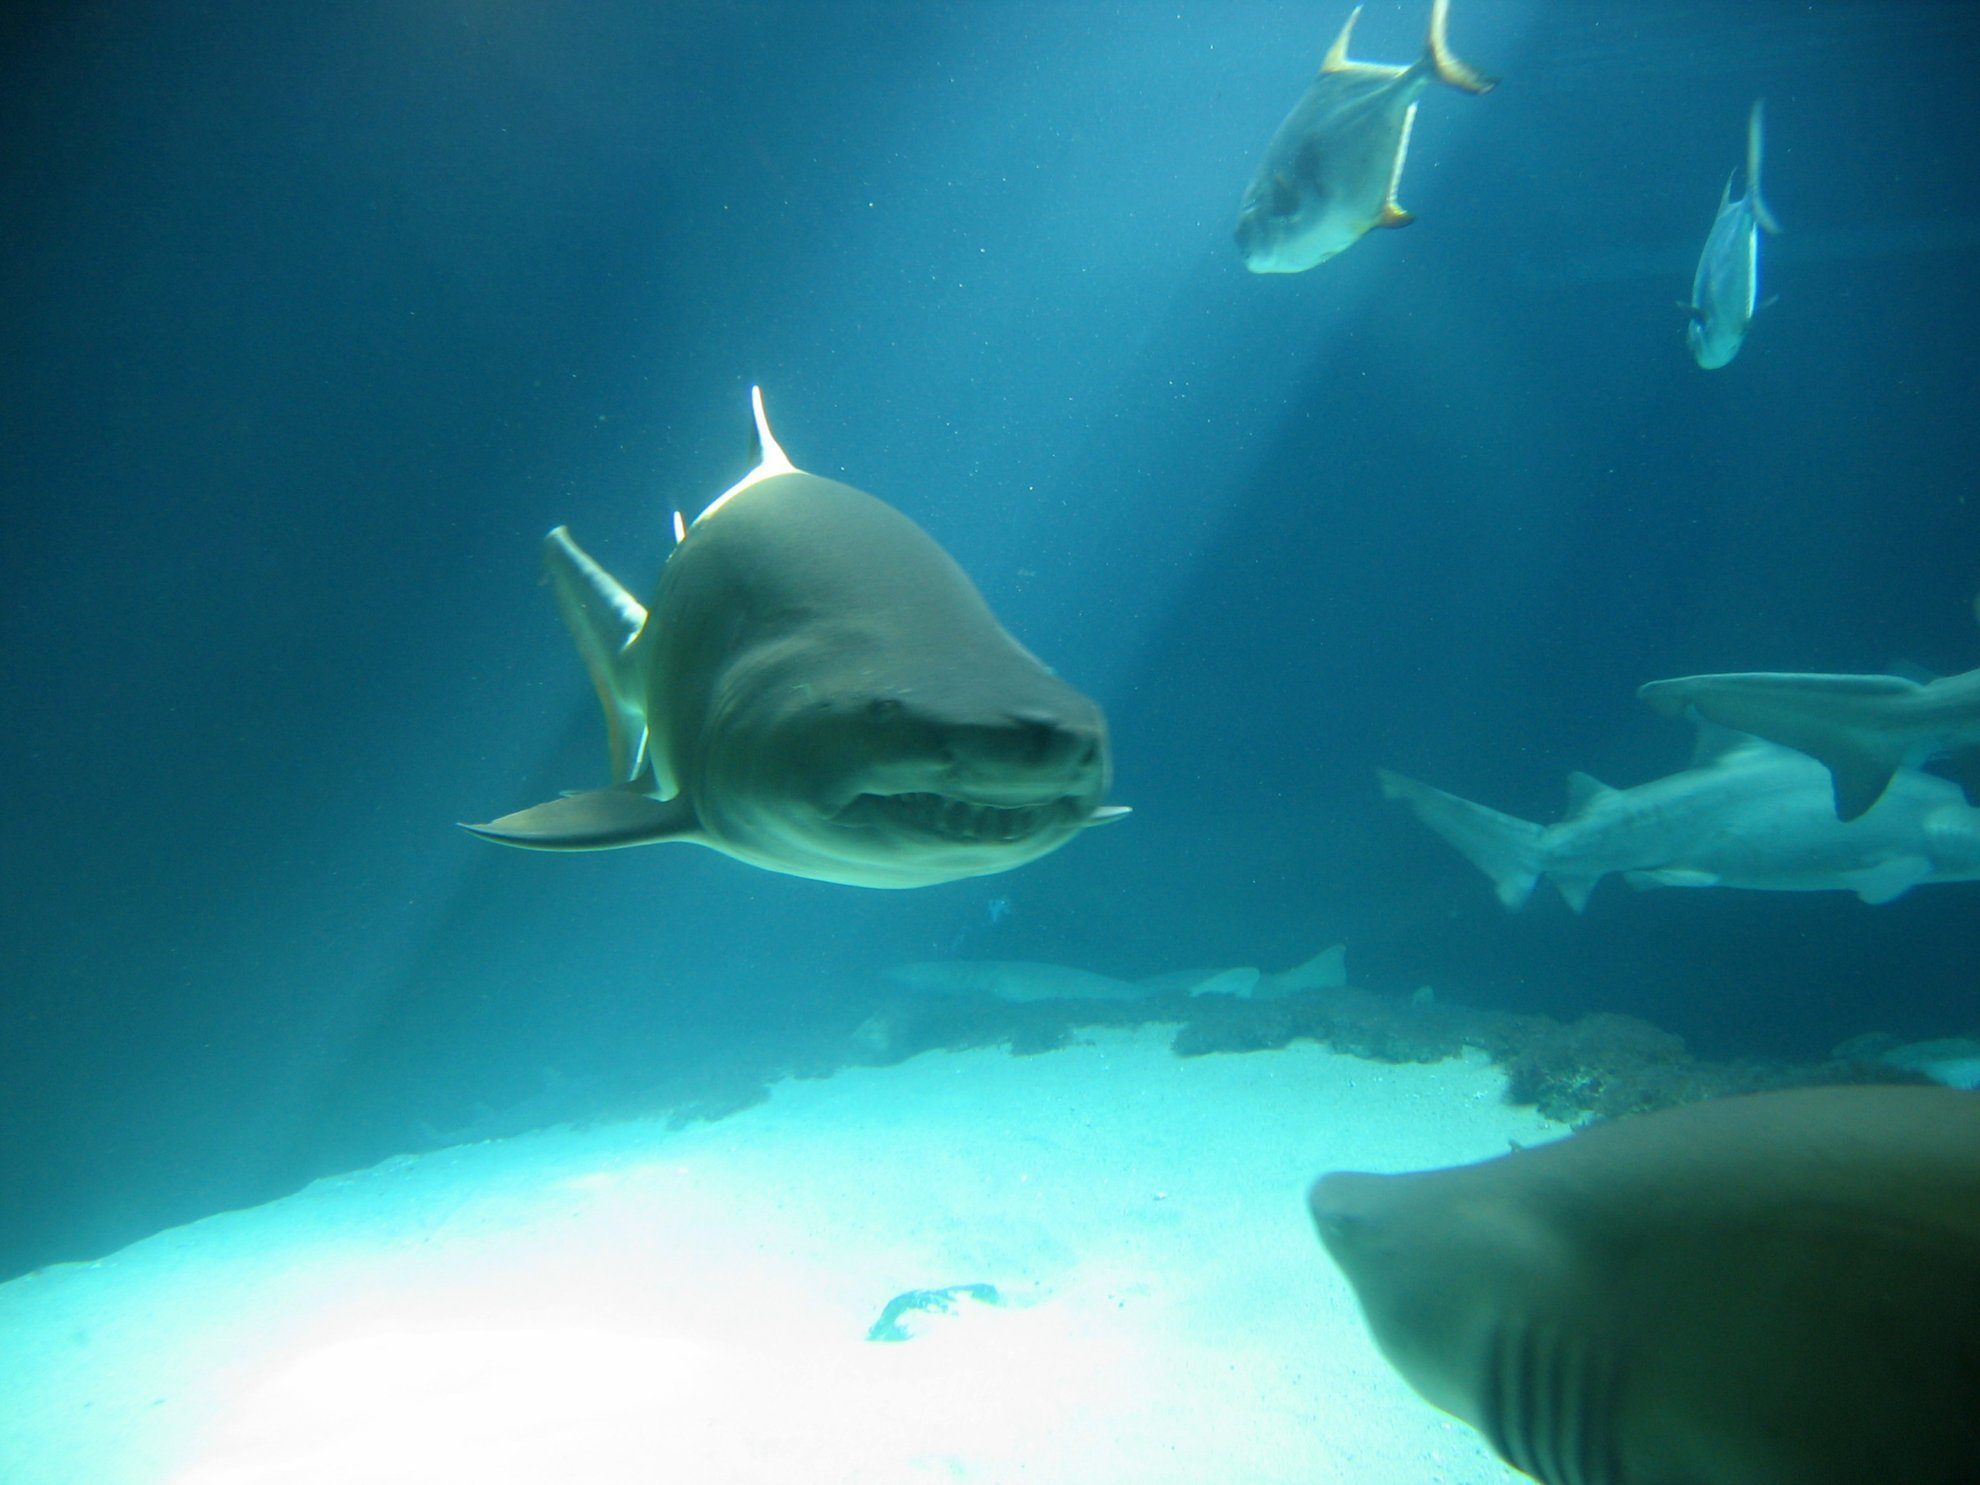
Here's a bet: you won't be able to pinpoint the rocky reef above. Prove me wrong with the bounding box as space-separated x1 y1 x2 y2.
842 977 1921 1126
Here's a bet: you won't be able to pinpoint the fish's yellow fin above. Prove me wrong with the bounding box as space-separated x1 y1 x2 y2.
1377 102 1420 228
1320 6 1407 78
1425 0 1497 94
1320 6 1363 72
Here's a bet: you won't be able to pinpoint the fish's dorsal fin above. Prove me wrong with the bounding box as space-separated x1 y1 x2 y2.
1319 5 1407 79
1564 772 1617 814
1745 98 1781 235
696 384 800 526
1320 5 1363 73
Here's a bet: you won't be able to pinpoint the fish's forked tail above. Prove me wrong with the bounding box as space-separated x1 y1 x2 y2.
1379 768 1547 911
1746 99 1781 235
1425 0 1496 95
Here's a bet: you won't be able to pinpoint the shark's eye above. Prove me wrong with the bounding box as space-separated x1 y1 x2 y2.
867 697 904 720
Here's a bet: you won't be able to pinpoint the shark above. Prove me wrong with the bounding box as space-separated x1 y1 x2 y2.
465 388 1124 887
1235 0 1494 275
1310 1084 1980 1485
1877 1037 1980 1091
1686 99 1781 369
883 943 1347 1005
1640 666 1980 821
1379 726 1980 911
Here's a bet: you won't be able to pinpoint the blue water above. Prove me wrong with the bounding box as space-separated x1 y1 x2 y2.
3 0 1977 1281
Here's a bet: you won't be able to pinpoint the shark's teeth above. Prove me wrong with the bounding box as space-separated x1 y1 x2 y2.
860 792 1068 845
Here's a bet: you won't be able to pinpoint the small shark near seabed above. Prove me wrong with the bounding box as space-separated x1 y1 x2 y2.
1379 726 1980 911
1234 0 1494 274
465 388 1125 887
1878 1037 1980 1091
883 944 1347 1004
1686 99 1781 369
1641 665 1980 821
1310 1085 1980 1485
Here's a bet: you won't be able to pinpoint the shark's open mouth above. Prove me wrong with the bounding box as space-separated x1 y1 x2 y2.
849 790 1076 845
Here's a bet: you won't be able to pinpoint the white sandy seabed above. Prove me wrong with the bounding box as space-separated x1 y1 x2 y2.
0 1026 1566 1485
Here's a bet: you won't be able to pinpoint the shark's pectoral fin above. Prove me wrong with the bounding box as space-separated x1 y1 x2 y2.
1625 868 1719 891
1188 967 1263 998
1083 805 1132 827
1931 746 1980 806
1846 857 1929 906
1551 872 1603 913
461 789 701 852
541 527 653 788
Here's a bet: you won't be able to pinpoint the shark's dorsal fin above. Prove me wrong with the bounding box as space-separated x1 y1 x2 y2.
1564 772 1617 813
696 385 800 526
1689 720 1759 767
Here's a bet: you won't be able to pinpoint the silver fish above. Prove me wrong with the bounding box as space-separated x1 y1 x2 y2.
1235 0 1494 275
1686 100 1782 368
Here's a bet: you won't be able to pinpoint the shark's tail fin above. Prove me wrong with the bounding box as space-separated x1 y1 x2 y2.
1275 943 1348 994
1639 671 1918 821
542 526 651 786
1424 0 1496 95
1746 99 1781 235
1379 768 1548 911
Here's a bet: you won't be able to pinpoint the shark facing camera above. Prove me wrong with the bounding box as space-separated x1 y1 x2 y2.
464 387 1126 888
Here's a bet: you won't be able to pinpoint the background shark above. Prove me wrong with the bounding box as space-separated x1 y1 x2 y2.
1234 0 1494 274
466 389 1123 887
884 943 1347 1004
1641 665 1980 821
1686 99 1780 368
1380 726 1980 911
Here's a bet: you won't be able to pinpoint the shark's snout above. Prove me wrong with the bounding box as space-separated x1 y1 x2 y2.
1309 1171 1390 1266
944 709 1102 787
